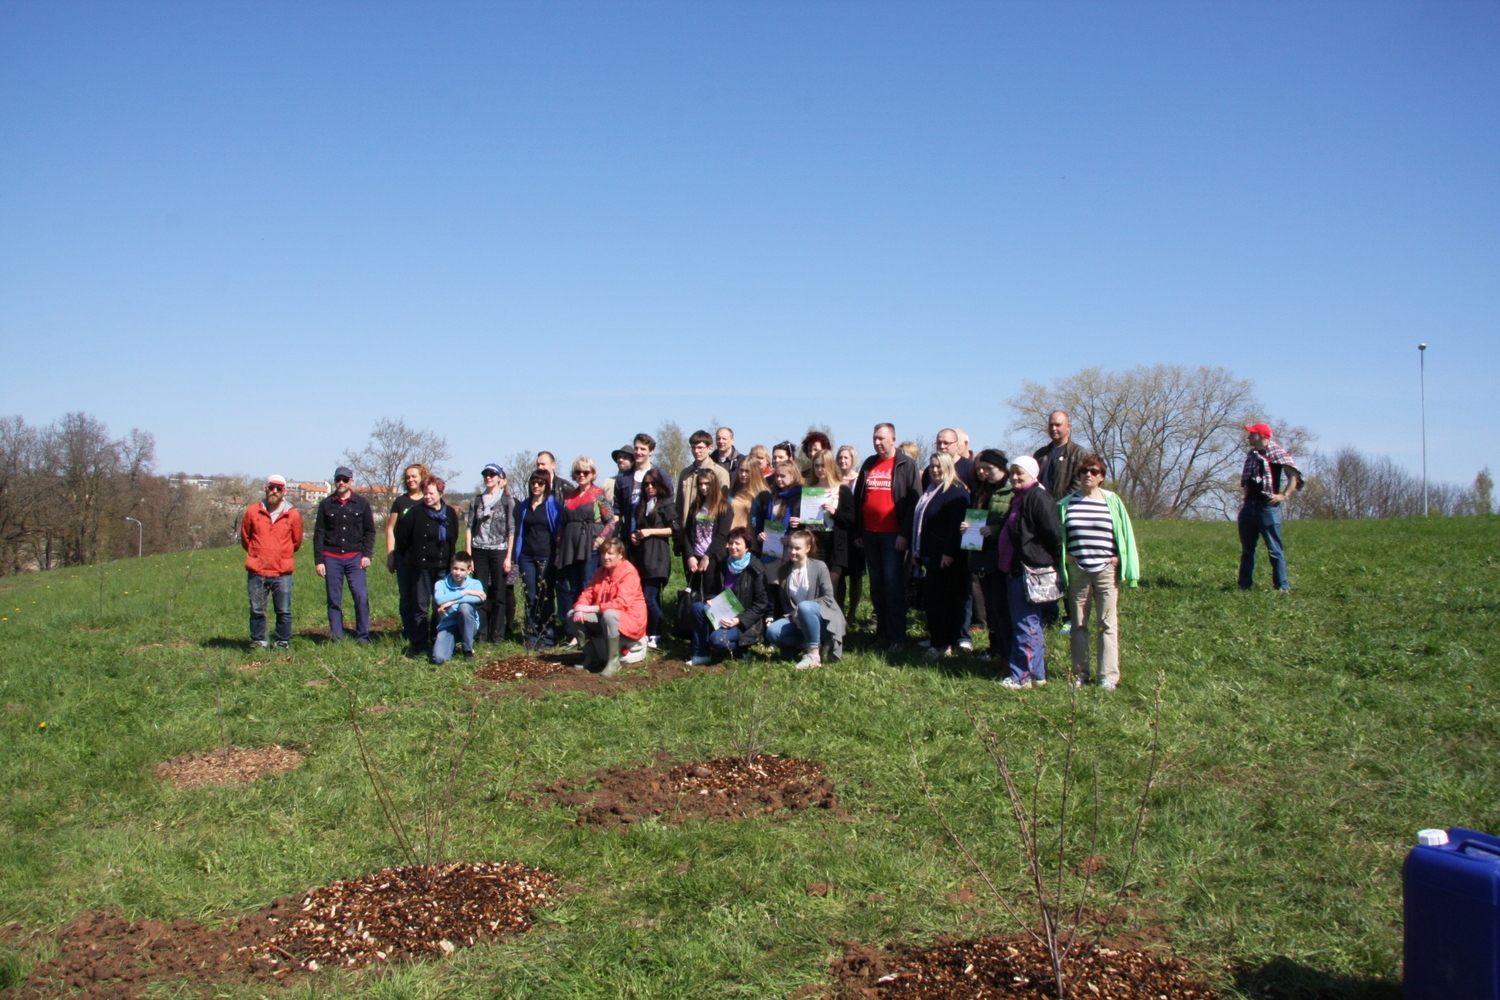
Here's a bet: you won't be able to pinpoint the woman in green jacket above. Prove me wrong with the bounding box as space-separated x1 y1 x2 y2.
1057 454 1140 689
959 449 1014 665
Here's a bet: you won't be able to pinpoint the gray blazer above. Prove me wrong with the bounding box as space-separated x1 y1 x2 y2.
775 558 847 659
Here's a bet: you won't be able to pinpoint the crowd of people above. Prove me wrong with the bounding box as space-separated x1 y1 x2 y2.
237 416 1304 689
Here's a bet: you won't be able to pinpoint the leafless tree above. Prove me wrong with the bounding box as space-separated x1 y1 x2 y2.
504 450 536 500
1009 365 1306 519
654 419 689 485
1475 468 1494 516
343 418 453 494
1292 448 1480 519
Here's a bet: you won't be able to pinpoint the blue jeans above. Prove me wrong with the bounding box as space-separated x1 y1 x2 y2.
248 573 293 644
641 578 665 638
863 531 907 644
518 553 556 644
431 605 478 664
690 601 742 657
556 553 599 628
1006 574 1047 683
322 553 369 641
1238 503 1288 590
766 600 824 652
395 561 418 640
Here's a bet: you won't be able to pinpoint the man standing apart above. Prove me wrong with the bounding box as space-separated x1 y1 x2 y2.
1033 411 1086 499
712 427 742 476
240 475 304 648
313 466 377 643
1238 423 1302 592
855 423 921 652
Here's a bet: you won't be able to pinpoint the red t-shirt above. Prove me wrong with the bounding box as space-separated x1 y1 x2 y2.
862 457 898 533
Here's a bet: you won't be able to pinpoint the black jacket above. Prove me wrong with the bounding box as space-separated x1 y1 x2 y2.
629 497 678 581
854 451 923 540
806 483 857 570
914 482 971 565
678 505 734 565
702 554 770 647
1008 483 1062 573
312 491 378 564
1033 440 1087 499
396 502 462 573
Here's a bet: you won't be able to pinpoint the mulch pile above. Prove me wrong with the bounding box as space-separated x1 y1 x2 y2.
822 934 1219 999
154 745 304 791
9 862 555 999
538 754 838 825
473 654 715 699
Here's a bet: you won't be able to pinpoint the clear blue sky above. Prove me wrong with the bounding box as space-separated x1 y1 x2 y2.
2 2 1495 488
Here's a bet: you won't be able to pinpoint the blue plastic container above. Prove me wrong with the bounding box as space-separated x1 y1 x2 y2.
1404 826 1500 999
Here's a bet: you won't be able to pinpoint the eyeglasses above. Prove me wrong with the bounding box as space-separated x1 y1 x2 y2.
1081 469 1105 478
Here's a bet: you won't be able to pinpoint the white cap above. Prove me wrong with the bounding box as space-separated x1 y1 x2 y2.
1417 828 1449 847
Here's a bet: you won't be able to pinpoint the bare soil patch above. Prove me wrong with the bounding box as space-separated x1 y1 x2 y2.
821 934 1218 999
300 616 402 639
473 654 717 699
538 754 837 825
10 862 554 999
154 745 304 791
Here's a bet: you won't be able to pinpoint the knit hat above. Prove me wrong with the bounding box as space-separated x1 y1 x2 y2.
1009 456 1040 479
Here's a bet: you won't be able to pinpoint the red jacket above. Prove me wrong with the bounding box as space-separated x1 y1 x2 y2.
241 501 304 576
576 559 647 640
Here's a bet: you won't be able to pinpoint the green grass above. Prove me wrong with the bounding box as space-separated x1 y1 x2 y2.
1 518 1497 998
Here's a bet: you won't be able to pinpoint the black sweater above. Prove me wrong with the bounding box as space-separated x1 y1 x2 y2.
396 502 462 573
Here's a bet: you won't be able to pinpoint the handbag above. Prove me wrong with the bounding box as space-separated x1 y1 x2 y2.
1023 564 1061 604
672 575 703 640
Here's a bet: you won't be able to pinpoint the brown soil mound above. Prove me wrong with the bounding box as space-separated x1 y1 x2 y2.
473 654 716 699
539 754 837 825
301 616 402 639
11 862 555 999
154 745 304 790
824 935 1218 999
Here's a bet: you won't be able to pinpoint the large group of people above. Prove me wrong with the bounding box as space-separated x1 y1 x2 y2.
238 416 1305 690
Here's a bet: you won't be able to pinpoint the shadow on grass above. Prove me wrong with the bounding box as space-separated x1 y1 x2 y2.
199 636 251 649
1232 956 1400 1000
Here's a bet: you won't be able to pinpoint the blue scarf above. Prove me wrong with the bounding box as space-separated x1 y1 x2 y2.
728 551 752 574
424 504 448 544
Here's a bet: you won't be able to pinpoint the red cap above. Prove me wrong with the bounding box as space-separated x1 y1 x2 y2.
1244 423 1273 438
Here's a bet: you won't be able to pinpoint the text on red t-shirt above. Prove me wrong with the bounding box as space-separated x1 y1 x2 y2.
862 457 898 533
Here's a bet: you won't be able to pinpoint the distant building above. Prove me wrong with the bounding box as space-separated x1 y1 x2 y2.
168 475 216 490
296 481 331 502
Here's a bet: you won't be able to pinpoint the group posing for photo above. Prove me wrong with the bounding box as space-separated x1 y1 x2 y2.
240 418 1302 690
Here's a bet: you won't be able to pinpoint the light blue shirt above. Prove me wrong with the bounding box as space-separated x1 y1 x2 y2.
434 573 485 625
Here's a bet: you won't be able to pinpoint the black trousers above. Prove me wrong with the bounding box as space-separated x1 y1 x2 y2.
471 547 513 643
922 558 970 651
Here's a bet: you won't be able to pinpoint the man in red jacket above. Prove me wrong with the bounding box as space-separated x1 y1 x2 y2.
240 475 305 648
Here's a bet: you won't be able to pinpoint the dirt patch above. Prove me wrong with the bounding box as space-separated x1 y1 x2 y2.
10 862 554 999
537 754 837 825
4 702 29 712
154 745 304 791
822 934 1218 999
473 654 718 699
304 679 329 688
300 617 402 639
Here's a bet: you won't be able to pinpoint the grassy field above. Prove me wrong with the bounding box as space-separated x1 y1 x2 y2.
1 517 1497 999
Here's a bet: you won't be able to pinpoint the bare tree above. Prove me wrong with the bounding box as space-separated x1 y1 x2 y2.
1293 448 1479 519
1475 468 1494 516
343 418 454 494
504 450 536 500
654 420 689 485
1009 365 1302 519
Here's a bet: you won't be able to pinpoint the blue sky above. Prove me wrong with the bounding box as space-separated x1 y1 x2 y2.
1 2 1495 488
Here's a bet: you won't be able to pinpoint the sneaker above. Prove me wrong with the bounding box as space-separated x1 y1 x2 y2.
794 653 822 670
998 676 1032 690
1072 676 1089 689
462 649 475 661
1032 678 1047 687
646 635 659 650
274 640 290 649
250 640 268 649
957 639 974 653
1100 680 1117 690
690 655 712 667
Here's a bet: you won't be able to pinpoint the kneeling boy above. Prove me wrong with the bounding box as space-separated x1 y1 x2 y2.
432 551 486 664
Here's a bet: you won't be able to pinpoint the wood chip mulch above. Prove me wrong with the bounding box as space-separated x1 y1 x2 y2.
246 861 557 971
9 862 555 999
472 654 715 699
537 754 838 825
822 934 1219 999
154 745 304 790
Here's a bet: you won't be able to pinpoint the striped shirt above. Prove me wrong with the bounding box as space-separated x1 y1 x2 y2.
1065 497 1116 572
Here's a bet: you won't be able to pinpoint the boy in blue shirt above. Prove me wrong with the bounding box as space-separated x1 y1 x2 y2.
431 551 486 664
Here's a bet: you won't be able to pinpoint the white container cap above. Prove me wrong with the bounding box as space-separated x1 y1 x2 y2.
1417 828 1450 847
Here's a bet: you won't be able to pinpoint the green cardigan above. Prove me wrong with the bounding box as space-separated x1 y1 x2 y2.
1057 489 1140 589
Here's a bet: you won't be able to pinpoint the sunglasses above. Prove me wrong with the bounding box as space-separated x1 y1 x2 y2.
1081 469 1105 477
267 486 285 492
335 476 351 483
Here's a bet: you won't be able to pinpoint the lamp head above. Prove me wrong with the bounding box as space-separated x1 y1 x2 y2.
1419 343 1427 351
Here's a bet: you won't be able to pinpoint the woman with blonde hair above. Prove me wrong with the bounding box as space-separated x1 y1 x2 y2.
765 528 847 668
748 444 773 478
911 451 971 660
835 445 865 618
729 460 769 532
555 455 615 631
803 451 855 602
386 462 430 642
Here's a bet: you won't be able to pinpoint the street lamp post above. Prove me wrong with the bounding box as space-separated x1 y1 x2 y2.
125 516 143 558
1418 343 1428 518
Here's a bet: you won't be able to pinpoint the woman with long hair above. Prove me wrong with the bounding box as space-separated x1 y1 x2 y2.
960 449 1014 665
748 444 773 478
752 460 802 577
802 451 856 601
555 456 615 636
729 460 769 532
628 467 677 652
912 452 972 660
764 528 847 669
835 445 865 620
513 469 562 646
682 467 734 582
385 462 429 642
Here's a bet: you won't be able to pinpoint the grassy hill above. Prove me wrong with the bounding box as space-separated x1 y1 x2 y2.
1 517 1497 998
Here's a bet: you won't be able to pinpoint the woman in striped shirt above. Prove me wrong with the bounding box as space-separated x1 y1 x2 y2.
1057 455 1140 690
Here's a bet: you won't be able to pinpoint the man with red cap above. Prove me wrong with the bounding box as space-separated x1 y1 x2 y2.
1239 423 1302 592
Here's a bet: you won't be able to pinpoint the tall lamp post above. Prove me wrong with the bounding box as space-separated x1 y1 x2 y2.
1418 343 1428 518
125 516 143 558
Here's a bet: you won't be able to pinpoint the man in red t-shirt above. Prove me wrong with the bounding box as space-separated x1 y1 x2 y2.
854 423 922 651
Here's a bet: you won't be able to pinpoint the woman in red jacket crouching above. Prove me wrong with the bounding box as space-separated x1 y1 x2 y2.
568 538 648 676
